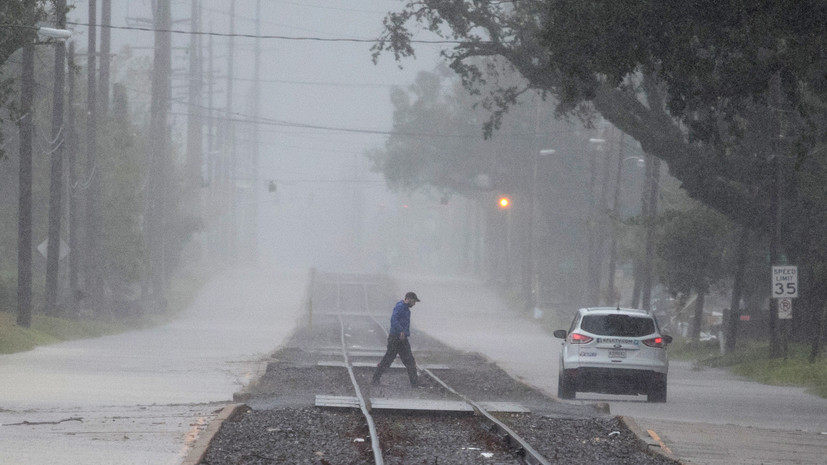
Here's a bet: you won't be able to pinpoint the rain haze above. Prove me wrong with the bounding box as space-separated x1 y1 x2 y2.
89 0 448 273
1 1 826 465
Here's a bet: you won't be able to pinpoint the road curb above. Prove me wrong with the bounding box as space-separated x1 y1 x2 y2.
618 415 685 464
233 357 271 402
181 403 248 465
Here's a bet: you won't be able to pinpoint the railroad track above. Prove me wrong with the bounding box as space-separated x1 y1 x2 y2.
311 272 553 465
199 271 677 465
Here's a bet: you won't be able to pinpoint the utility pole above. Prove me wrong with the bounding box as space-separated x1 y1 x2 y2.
185 0 205 266
767 70 790 359
85 0 100 309
596 132 613 304
249 0 262 261
206 25 214 187
606 132 626 305
17 2 36 328
586 137 606 307
641 156 660 312
147 0 172 301
185 0 203 198
226 0 237 261
206 24 220 261
99 0 111 117
67 42 79 307
45 0 69 315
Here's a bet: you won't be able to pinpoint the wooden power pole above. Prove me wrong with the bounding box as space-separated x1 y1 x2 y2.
45 0 69 315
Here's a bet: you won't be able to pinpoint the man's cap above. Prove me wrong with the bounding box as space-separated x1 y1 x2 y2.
405 291 420 302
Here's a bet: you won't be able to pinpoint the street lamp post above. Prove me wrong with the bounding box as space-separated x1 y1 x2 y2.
528 149 555 313
606 149 644 306
585 138 606 306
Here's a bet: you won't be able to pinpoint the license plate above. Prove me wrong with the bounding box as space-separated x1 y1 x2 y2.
608 350 626 359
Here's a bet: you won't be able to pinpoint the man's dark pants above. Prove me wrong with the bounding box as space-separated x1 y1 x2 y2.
372 334 418 386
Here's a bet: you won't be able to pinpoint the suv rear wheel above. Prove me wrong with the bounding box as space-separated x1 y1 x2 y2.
647 376 667 403
558 369 576 399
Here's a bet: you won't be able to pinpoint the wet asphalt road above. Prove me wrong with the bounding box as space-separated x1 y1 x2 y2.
2 269 825 465
0 266 306 465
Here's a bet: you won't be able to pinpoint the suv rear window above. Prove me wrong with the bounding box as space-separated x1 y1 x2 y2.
581 314 655 337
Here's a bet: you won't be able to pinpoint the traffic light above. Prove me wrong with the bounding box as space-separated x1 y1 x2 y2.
498 196 511 209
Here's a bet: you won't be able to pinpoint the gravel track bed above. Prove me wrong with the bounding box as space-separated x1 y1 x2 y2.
200 281 678 464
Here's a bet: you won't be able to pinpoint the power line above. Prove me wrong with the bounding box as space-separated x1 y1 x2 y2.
231 76 394 88
64 21 466 44
122 81 545 139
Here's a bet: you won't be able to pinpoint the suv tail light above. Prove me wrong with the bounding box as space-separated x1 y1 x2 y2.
569 333 593 344
643 336 666 348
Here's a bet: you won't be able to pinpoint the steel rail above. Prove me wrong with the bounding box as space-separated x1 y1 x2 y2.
335 277 384 465
367 315 552 465
420 367 552 465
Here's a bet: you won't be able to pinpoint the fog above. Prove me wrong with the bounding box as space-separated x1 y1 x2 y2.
66 0 448 276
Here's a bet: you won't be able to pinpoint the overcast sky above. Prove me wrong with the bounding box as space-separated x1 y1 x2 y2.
65 0 446 271
67 0 443 180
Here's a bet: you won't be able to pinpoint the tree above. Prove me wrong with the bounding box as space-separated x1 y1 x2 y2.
656 206 731 344
373 0 827 357
0 1 48 160
370 65 643 307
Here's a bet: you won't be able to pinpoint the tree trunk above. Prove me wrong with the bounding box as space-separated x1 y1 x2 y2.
692 289 706 345
810 299 827 363
725 226 749 354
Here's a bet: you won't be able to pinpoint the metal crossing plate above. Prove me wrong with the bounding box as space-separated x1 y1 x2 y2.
314 395 529 413
477 402 531 413
318 361 450 369
371 398 473 412
315 395 359 408
315 349 387 357
314 312 381 316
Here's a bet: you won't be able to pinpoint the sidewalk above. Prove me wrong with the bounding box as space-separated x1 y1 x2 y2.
0 266 307 465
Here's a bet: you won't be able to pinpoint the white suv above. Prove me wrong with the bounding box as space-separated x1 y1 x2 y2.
554 307 672 402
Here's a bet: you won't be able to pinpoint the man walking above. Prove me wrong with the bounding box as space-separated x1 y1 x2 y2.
372 292 420 387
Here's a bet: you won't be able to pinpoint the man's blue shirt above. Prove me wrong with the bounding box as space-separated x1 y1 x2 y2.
389 300 411 337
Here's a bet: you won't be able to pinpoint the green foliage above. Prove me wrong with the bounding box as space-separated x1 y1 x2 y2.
0 269 15 312
0 312 59 353
95 83 146 282
667 337 722 362
655 205 732 295
373 0 827 357
0 265 212 354
0 1 50 160
542 1 827 136
702 343 827 398
371 68 496 194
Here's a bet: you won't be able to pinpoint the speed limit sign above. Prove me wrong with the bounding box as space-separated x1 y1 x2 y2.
771 266 798 298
